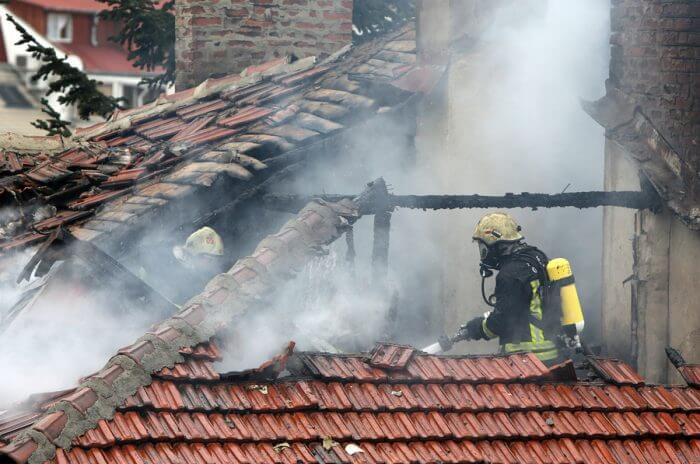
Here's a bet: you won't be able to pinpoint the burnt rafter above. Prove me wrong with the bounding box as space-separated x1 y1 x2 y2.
262 189 663 215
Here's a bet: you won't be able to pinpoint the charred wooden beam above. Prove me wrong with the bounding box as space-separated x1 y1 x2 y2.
370 179 392 284
263 190 662 214
17 228 178 317
372 210 392 282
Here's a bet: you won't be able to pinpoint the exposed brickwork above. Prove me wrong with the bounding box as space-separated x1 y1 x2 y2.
175 0 353 90
609 0 700 173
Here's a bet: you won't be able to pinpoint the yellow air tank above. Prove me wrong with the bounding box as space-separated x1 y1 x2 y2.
546 258 585 340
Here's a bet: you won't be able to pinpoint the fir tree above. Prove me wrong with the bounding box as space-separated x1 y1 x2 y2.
32 98 72 138
97 0 176 88
6 14 123 136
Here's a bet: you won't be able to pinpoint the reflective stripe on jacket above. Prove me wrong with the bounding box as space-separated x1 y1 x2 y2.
483 280 559 362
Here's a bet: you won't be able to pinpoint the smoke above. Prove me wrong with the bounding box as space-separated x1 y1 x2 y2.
218 250 391 371
0 254 162 407
238 0 612 358
0 0 611 405
433 0 610 346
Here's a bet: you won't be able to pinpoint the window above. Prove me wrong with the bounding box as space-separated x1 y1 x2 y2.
15 55 27 69
122 85 160 109
123 85 139 109
0 85 32 108
96 84 113 97
91 15 99 46
47 13 73 43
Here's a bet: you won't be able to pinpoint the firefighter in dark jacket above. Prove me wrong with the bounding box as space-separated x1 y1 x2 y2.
460 212 561 364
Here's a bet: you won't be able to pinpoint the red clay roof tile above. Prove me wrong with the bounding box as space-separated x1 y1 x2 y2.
19 339 696 463
588 357 646 385
679 365 700 388
217 106 275 129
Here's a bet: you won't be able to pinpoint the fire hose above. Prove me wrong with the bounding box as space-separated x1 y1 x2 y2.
421 326 472 354
422 327 595 356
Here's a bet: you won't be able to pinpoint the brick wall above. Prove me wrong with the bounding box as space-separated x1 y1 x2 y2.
601 0 700 382
175 0 353 90
610 0 700 170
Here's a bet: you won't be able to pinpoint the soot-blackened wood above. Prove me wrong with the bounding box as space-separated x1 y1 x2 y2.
368 178 392 286
263 190 662 214
372 209 391 283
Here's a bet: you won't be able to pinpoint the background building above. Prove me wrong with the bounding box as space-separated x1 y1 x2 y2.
0 0 161 125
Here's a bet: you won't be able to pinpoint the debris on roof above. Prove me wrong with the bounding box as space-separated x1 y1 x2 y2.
0 25 439 260
367 341 415 369
587 356 645 386
0 133 74 154
666 347 700 388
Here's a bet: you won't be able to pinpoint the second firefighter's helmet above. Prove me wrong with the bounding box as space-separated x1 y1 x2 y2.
472 212 524 246
173 226 224 263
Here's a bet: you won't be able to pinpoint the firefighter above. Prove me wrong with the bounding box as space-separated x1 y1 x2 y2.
459 212 562 364
172 226 226 274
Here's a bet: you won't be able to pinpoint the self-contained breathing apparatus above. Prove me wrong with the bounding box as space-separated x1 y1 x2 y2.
479 249 586 351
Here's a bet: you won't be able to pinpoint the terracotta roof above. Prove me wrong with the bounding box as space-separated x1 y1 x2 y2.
583 87 700 229
0 26 439 259
14 0 168 14
1 341 700 464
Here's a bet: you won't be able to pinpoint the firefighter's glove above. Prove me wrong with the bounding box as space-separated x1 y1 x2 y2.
459 317 487 341
438 335 454 352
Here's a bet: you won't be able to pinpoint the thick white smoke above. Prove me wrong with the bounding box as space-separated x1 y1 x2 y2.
0 259 159 407
431 0 610 348
254 0 612 355
0 0 611 405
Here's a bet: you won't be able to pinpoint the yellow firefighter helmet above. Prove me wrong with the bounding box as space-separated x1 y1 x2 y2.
472 212 524 246
173 226 224 263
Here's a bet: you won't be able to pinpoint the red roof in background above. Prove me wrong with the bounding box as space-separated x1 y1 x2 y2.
15 0 168 13
15 0 108 13
58 43 141 75
1 341 700 464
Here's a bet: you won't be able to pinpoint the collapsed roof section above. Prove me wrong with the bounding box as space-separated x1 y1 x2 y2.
0 191 360 464
1 338 700 464
0 181 698 463
0 25 443 260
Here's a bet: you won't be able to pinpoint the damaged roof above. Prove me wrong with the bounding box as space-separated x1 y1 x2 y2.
0 192 699 464
0 192 361 464
1 340 700 464
0 24 442 259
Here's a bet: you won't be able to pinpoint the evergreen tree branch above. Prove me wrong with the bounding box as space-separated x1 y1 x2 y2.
97 0 176 88
6 14 123 126
32 98 73 137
